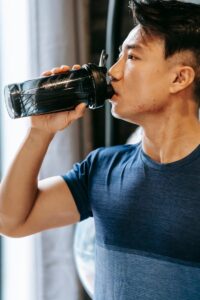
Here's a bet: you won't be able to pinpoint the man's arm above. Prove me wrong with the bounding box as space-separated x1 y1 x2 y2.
0 65 86 237
1 175 80 237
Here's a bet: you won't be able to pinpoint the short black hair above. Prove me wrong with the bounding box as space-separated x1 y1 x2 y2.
129 0 200 105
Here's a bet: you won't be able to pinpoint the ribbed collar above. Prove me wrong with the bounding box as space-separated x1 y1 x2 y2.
139 143 200 171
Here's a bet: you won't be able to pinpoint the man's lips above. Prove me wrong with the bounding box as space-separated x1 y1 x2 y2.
111 85 119 96
109 84 120 102
109 92 119 103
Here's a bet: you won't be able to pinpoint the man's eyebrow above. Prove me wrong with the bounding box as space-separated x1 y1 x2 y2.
119 43 144 52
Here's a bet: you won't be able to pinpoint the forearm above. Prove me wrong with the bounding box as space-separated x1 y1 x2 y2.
0 127 54 232
0 65 86 235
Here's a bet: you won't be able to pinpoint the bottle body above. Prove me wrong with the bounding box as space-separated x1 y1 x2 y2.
4 63 114 119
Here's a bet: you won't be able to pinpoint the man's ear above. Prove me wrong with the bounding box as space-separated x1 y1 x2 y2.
170 66 195 94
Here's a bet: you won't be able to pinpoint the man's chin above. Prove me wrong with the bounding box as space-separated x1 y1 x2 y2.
110 102 128 118
111 107 130 122
111 106 140 125
111 105 121 119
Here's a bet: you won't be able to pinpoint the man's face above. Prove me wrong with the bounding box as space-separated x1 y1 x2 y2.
109 25 173 124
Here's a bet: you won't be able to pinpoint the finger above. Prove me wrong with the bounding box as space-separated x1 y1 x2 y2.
74 103 87 118
51 67 63 74
42 65 71 76
68 103 87 121
41 70 52 76
76 102 87 113
60 65 70 72
72 64 81 70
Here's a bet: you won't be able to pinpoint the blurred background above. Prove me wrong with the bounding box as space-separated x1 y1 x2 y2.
0 0 136 299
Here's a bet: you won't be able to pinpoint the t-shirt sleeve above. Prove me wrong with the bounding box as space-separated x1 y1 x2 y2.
61 149 100 221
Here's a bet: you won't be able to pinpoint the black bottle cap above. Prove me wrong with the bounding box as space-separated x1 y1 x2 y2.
107 84 114 99
83 63 114 109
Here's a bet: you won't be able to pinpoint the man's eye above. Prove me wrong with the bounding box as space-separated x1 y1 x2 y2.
128 54 137 60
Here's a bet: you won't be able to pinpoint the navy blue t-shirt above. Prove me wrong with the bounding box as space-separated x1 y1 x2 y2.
62 143 200 300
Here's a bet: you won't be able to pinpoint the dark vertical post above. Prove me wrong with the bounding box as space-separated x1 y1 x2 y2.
105 0 123 146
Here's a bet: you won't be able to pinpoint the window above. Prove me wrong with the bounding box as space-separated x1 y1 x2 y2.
0 1 36 300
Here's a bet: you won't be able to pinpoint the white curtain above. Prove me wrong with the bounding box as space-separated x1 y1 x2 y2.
0 1 37 300
28 0 92 299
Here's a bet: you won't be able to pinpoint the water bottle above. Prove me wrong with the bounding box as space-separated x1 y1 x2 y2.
4 50 114 119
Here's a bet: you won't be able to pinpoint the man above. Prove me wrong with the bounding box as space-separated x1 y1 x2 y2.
1 0 200 299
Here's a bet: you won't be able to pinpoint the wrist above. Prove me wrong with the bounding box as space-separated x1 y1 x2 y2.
28 127 55 145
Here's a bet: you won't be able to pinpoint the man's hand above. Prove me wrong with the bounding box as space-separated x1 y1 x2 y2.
30 64 87 135
0 64 85 237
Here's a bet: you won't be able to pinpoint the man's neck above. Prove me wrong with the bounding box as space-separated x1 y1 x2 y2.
141 113 200 164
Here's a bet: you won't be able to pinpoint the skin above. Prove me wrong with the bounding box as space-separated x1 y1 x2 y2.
109 25 200 163
0 26 199 237
0 65 86 237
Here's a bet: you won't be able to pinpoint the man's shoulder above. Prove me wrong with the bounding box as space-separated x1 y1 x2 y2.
87 143 141 165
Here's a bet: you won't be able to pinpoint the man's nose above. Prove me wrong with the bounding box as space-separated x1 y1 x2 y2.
108 58 123 81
